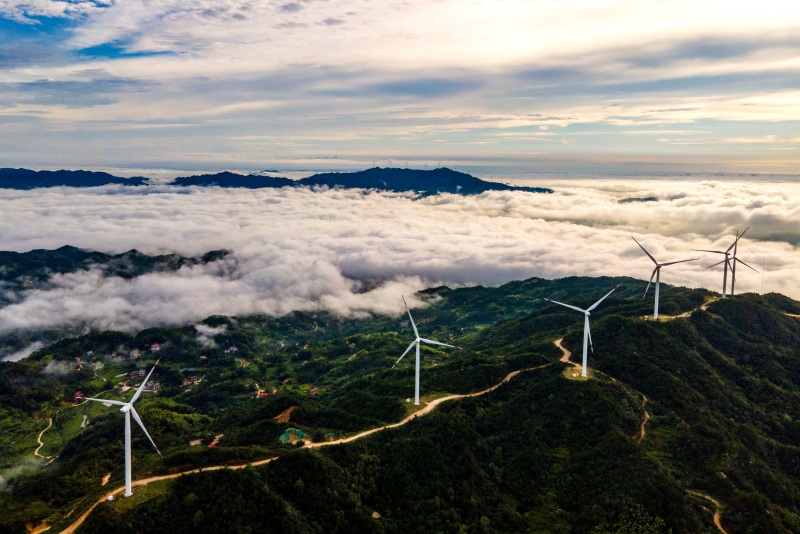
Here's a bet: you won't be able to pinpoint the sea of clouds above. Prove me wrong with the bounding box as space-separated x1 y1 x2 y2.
0 177 797 336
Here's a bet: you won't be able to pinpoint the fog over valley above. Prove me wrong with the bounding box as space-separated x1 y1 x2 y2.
1 175 797 336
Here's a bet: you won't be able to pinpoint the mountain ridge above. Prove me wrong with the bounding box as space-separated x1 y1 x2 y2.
1 275 798 532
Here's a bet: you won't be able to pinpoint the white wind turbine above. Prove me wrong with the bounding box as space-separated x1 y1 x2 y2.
393 297 458 405
83 359 162 497
632 237 698 320
544 285 621 377
694 227 756 298
729 228 759 296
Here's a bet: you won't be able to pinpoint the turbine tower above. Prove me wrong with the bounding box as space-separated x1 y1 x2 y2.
83 359 162 496
544 285 621 377
695 227 757 298
631 237 698 320
394 297 458 405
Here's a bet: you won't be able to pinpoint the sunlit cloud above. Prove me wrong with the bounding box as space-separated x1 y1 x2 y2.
0 179 797 334
0 1 799 170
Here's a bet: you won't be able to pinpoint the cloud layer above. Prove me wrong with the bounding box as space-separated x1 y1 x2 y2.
0 178 797 334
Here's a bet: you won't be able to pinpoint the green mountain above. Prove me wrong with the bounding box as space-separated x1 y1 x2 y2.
0 277 798 533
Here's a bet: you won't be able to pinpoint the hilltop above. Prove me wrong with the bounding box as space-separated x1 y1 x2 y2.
0 275 798 533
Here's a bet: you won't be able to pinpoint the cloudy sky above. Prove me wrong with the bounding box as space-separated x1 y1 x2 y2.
1 178 797 337
2 0 800 173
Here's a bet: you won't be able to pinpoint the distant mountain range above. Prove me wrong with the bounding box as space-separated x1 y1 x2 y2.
0 168 147 189
0 167 552 195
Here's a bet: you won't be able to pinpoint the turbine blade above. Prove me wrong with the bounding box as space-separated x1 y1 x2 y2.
587 284 621 312
402 296 419 338
735 257 759 273
660 258 699 266
643 267 657 298
393 340 417 368
83 397 126 407
419 338 457 348
543 298 586 314
130 407 161 457
130 357 161 404
705 259 726 269
631 236 658 265
727 226 750 252
693 249 726 254
587 320 594 353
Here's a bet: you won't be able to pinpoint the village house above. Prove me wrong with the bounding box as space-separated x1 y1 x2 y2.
129 348 141 359
187 375 203 385
150 343 160 353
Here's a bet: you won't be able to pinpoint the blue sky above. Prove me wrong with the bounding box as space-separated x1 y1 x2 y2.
1 0 800 174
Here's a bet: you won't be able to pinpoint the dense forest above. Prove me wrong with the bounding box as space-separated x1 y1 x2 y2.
1 265 799 533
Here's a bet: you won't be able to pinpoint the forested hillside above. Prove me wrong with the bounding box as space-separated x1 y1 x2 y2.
1 275 798 533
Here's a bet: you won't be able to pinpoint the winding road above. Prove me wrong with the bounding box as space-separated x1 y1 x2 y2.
59 328 723 533
60 360 552 533
34 418 53 461
687 490 728 534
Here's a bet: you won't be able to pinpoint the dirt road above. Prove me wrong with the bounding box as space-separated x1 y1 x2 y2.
60 361 552 533
687 489 727 534
636 395 650 443
34 418 53 460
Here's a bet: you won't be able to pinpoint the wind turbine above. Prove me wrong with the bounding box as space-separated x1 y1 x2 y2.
393 297 458 405
631 237 698 320
694 227 756 298
82 359 162 497
544 285 621 377
729 228 758 296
